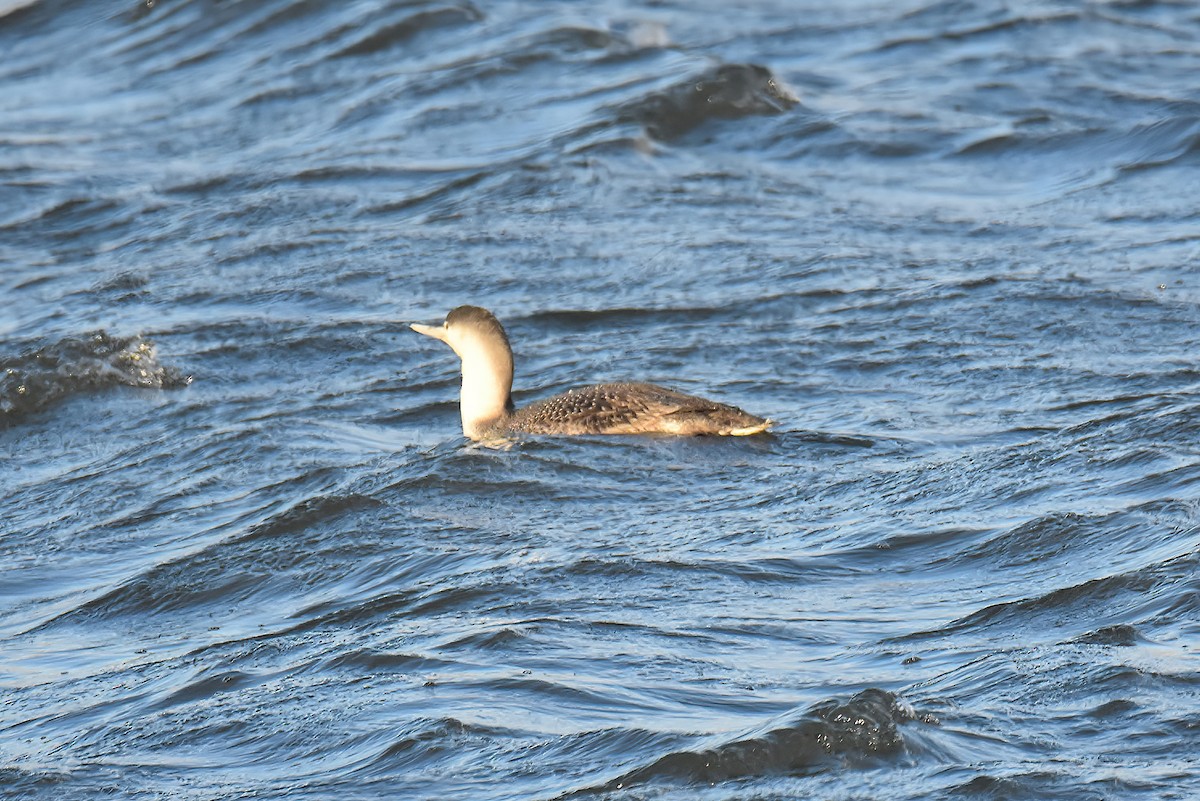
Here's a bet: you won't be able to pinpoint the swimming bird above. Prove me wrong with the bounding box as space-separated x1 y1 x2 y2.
411 306 771 441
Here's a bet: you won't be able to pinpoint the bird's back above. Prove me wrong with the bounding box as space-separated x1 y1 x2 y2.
506 382 770 436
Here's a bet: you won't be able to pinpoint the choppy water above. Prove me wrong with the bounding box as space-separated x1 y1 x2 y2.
3 0 1200 798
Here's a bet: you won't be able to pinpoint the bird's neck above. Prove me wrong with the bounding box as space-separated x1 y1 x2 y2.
457 345 514 440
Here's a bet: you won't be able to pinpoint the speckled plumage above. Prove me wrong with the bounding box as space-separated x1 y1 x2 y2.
508 382 769 436
411 306 771 440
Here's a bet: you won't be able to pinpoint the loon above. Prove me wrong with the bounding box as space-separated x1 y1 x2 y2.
411 305 771 441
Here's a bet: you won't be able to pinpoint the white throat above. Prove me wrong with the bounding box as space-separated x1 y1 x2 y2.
455 338 513 439
412 311 516 441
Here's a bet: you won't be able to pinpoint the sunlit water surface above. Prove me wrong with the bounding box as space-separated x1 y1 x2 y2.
2 1 1199 799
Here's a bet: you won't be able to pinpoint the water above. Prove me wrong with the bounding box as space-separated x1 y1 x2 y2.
2 0 1199 798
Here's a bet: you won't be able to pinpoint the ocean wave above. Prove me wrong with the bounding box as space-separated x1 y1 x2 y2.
0 331 190 428
4 0 1200 798
578 689 935 793
331 4 483 59
905 549 1199 641
617 63 798 140
952 114 1200 176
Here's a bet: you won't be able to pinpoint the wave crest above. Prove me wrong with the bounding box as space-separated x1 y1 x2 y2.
593 689 933 792
619 63 798 139
0 331 189 427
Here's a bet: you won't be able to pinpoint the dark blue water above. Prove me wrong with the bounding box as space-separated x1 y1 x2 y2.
3 1 1199 798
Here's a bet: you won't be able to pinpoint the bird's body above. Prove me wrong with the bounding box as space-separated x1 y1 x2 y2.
411 306 770 441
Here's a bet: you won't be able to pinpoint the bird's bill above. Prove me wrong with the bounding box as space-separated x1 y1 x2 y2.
410 322 446 341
